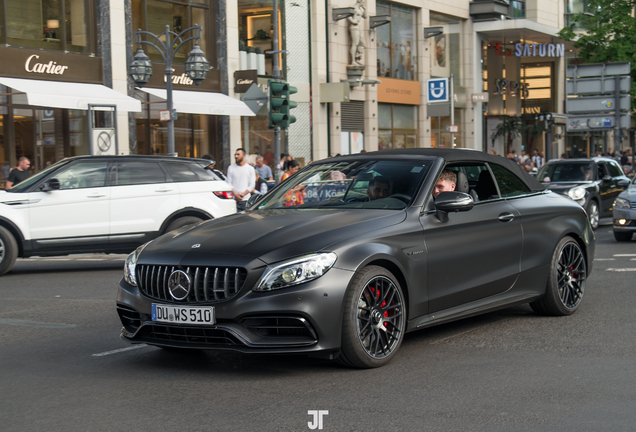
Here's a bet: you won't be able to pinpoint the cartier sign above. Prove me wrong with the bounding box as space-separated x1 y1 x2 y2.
146 63 221 92
234 70 258 93
0 46 103 83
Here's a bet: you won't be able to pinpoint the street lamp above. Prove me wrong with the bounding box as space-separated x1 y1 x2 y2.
129 24 210 155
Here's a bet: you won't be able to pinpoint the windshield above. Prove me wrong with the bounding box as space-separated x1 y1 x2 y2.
7 159 70 193
537 162 594 183
255 160 432 210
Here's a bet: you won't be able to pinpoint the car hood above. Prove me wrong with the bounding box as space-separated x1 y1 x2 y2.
142 208 407 265
541 182 596 194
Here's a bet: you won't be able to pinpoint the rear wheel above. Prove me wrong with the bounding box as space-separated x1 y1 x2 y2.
531 236 586 316
338 266 406 368
613 231 633 242
586 200 599 230
165 216 204 233
0 226 18 276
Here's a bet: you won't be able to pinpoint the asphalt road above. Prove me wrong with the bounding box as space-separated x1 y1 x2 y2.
1 224 635 432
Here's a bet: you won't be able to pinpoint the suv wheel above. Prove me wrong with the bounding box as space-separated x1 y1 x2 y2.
0 226 18 276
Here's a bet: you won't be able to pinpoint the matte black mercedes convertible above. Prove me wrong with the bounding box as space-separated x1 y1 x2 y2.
116 149 595 368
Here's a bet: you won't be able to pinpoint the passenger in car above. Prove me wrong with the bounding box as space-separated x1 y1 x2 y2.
367 176 391 200
432 170 456 198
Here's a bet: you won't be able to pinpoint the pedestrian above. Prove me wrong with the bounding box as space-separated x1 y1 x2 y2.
531 149 543 169
276 153 288 182
5 157 31 189
519 150 529 163
252 169 268 195
255 155 273 181
226 148 255 211
281 160 300 181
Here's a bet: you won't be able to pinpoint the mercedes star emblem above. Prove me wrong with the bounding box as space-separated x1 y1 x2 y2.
191 244 201 248
167 270 191 300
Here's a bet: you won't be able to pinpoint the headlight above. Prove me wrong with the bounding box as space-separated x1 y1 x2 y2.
568 186 586 201
123 242 151 286
254 252 337 292
614 197 632 209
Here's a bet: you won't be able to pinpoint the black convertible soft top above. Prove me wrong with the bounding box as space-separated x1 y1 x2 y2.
321 148 545 193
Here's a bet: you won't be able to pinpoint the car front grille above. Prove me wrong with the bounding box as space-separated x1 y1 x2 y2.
138 324 242 346
137 265 247 303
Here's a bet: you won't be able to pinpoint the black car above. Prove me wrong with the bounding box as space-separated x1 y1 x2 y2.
536 157 631 230
612 175 636 241
117 149 594 368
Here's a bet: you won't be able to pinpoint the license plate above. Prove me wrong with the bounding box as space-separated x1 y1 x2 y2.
152 304 215 325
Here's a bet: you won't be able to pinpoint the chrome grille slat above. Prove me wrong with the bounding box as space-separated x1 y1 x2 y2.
138 264 246 304
203 268 210 302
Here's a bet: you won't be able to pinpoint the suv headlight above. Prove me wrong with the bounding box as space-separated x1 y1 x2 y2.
568 186 586 201
614 197 632 209
123 242 151 286
254 253 337 292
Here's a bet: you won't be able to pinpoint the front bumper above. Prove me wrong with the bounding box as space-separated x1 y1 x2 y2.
613 208 636 232
116 267 354 355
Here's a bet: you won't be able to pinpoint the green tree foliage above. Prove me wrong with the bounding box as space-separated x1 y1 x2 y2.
558 0 636 105
493 116 525 154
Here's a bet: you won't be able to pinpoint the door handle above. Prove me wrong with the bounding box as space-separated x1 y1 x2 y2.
87 194 106 198
498 212 515 222
155 189 173 192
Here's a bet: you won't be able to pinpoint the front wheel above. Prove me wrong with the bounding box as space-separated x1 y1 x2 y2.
531 236 586 316
338 266 406 368
0 226 18 276
614 231 633 242
586 200 599 230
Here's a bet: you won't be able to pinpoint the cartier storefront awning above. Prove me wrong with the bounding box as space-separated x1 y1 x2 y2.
137 87 255 117
0 77 142 112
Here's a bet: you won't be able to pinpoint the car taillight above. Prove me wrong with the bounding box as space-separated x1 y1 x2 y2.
214 191 234 199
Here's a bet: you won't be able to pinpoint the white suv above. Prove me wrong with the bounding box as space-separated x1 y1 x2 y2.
0 155 236 275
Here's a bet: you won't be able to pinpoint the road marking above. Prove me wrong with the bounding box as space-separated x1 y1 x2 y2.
92 344 149 357
606 268 636 272
613 254 636 257
595 258 615 261
0 318 76 328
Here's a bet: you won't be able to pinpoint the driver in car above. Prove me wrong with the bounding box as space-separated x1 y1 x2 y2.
432 170 456 198
367 176 391 200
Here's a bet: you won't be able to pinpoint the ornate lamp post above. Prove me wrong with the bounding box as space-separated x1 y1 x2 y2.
129 24 210 155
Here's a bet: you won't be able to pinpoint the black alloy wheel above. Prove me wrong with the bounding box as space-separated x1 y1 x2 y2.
531 236 586 316
339 266 405 368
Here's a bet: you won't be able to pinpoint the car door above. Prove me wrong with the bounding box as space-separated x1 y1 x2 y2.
596 162 618 214
27 160 110 241
605 160 630 212
109 160 179 241
421 164 523 314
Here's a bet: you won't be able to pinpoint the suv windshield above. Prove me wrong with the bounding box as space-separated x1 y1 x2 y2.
537 162 595 183
255 160 432 210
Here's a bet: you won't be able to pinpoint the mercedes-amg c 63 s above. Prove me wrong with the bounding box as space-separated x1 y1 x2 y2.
116 149 594 368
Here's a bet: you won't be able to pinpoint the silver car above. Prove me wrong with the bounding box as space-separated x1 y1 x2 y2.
613 176 636 241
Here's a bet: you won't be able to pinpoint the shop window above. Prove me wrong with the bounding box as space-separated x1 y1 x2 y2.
378 103 417 150
511 1 525 18
429 12 461 84
237 0 283 77
565 0 592 28
2 0 93 53
376 2 417 81
430 108 462 149
133 0 214 64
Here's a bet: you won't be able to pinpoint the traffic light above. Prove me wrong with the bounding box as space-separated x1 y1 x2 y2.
268 80 297 129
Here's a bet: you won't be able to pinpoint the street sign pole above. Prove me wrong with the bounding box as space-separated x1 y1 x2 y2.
615 74 621 155
272 0 281 182
450 73 455 147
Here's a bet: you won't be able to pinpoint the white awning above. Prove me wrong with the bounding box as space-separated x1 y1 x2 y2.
0 77 142 112
138 87 255 116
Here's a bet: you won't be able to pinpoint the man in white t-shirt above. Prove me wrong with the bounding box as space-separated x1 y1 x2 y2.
226 148 256 211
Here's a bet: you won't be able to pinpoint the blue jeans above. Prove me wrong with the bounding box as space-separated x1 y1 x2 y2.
237 200 247 212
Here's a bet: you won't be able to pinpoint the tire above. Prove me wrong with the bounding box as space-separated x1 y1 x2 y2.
0 226 18 276
530 236 586 316
586 200 599 230
165 216 203 233
614 231 633 242
338 266 406 368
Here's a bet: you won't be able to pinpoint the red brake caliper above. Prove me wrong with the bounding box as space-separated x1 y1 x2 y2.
371 286 389 326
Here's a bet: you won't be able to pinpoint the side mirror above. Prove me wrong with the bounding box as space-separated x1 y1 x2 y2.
40 178 60 192
618 179 630 188
247 193 264 209
434 191 474 222
602 175 612 183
